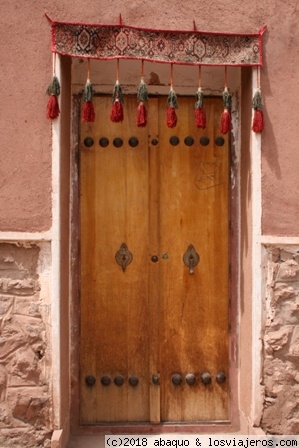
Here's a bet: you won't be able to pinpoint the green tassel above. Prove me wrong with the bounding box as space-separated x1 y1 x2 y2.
252 89 263 110
83 80 93 102
195 88 204 109
166 89 178 109
137 79 148 103
112 81 124 105
47 75 60 96
222 88 232 109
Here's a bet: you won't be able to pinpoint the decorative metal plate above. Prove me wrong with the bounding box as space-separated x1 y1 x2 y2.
115 243 133 272
183 244 200 274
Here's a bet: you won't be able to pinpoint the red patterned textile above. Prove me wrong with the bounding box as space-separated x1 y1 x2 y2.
47 16 266 66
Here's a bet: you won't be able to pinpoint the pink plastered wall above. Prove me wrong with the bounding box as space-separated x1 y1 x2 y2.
0 1 298 234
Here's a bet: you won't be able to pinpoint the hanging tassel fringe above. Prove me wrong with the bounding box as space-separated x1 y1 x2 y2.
137 72 148 127
220 108 231 134
220 87 232 134
252 109 264 133
46 53 60 120
110 60 124 123
252 89 264 133
47 94 60 120
82 60 95 122
82 79 95 122
167 103 178 128
195 88 206 129
166 64 178 128
82 101 95 122
82 60 95 123
137 102 147 127
166 89 178 128
110 97 124 123
46 74 60 120
110 81 124 123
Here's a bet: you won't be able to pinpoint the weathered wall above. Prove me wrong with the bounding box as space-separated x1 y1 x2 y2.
0 0 299 442
262 246 299 434
0 243 52 447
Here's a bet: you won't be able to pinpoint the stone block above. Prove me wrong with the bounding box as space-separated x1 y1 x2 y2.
276 259 299 282
0 364 7 395
272 299 299 325
7 346 41 386
14 296 41 317
0 295 13 315
0 243 40 280
273 283 297 303
279 250 294 262
0 278 37 296
264 326 293 352
287 325 299 360
7 387 50 428
0 427 51 447
0 317 27 358
269 247 280 263
13 314 45 344
284 420 299 434
262 385 299 434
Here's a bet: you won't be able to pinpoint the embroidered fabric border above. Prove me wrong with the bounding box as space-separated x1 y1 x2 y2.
48 17 266 67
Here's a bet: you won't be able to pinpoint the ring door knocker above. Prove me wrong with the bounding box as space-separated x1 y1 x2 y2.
183 244 200 274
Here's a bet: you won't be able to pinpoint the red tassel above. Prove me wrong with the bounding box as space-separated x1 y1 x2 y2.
195 107 206 129
137 102 147 127
82 101 95 123
220 109 231 134
252 109 264 133
167 106 177 128
47 95 60 120
110 100 124 123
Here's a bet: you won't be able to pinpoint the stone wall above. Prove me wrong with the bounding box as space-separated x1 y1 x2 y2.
262 246 299 434
0 243 52 447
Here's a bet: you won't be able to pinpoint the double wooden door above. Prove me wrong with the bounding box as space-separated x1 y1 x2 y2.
79 95 230 424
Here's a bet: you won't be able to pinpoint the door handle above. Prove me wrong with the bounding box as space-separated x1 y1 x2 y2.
183 244 200 274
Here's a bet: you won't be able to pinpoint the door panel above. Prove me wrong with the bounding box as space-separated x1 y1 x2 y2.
156 97 229 421
80 97 150 422
80 95 229 424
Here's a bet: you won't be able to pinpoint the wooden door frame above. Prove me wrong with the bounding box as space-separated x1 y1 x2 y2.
69 93 240 435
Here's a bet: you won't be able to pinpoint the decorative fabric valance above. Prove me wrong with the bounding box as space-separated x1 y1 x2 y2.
45 15 266 133
46 15 266 67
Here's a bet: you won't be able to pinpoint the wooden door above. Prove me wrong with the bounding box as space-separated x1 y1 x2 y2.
79 95 230 424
